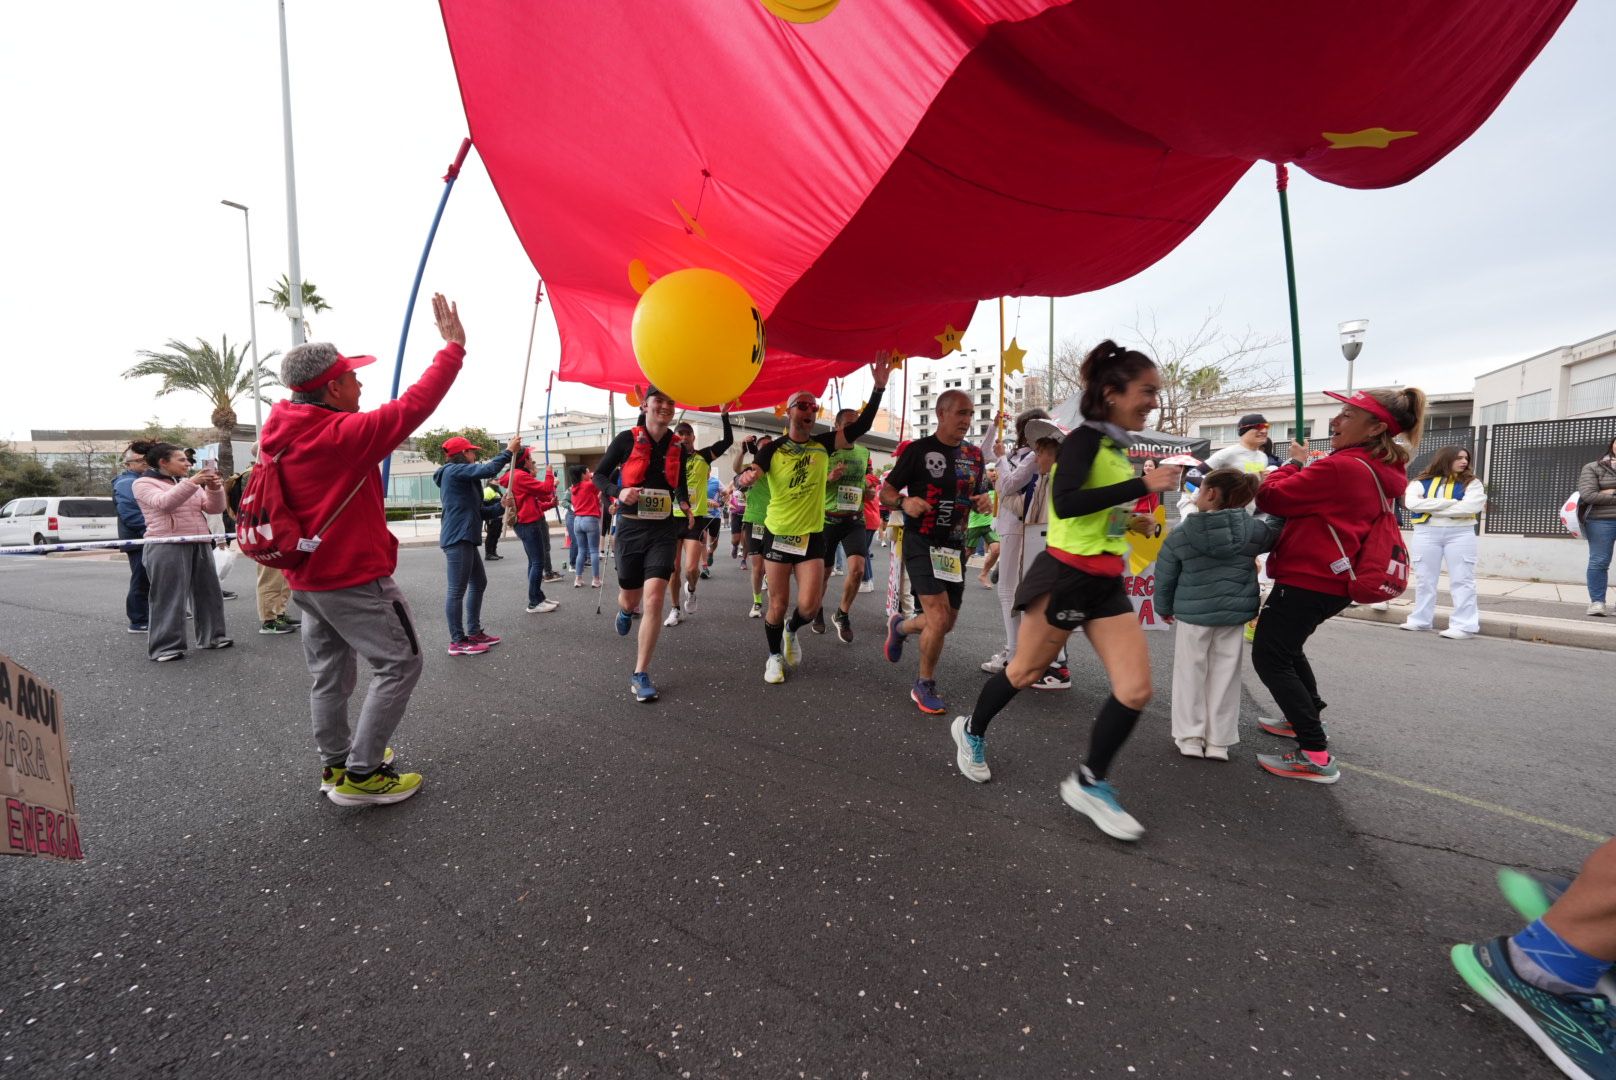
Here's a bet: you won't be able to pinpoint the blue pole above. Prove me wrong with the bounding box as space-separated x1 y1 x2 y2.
381 137 472 493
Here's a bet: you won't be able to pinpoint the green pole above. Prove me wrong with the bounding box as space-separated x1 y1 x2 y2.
1275 163 1305 443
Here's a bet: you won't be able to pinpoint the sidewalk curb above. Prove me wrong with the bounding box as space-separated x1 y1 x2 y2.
1339 604 1616 652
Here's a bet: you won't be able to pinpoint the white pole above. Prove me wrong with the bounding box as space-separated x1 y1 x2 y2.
277 0 305 345
223 201 264 433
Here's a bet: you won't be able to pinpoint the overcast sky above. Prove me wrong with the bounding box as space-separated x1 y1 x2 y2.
2 2 1610 442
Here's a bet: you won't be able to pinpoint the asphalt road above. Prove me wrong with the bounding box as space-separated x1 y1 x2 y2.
0 545 1604 1078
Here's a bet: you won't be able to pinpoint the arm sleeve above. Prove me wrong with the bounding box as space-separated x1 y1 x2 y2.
700 413 733 460
1453 481 1487 516
825 387 884 448
998 448 1040 498
1402 479 1455 513
593 431 636 498
1578 464 1616 505
1242 516 1284 556
1050 428 1148 519
1154 540 1180 617
752 437 780 473
884 443 919 496
464 451 512 481
1254 459 1347 517
729 442 749 475
136 476 204 513
973 449 991 495
321 344 465 466
200 485 227 515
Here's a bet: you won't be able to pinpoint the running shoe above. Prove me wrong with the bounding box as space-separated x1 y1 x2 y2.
764 654 786 684
663 607 683 628
980 651 1008 674
1497 869 1574 923
1256 749 1340 784
911 678 946 715
1257 716 1296 738
574 578 585 588
466 631 501 648
1060 771 1144 841
485 553 504 562
1243 621 1257 642
833 609 853 644
700 567 711 580
321 747 395 792
447 640 490 657
782 627 802 668
615 608 633 636
274 613 301 629
858 579 874 593
883 614 906 663
200 638 234 650
1450 936 1616 1080
153 651 184 663
261 619 296 635
811 609 826 635
127 624 149 634
327 763 423 806
221 590 238 600
951 716 990 783
1440 627 1475 640
1031 664 1071 690
630 671 658 703
543 571 562 582
526 600 560 613
748 601 763 619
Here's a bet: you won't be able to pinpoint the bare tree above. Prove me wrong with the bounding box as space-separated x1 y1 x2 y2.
1130 309 1286 435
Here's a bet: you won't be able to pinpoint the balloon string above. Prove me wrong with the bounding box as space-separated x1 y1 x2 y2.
691 169 712 228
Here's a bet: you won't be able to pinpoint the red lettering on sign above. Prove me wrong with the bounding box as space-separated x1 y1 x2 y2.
5 798 23 852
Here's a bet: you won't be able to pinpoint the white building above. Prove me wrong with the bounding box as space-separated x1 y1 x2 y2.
1470 328 1616 427
1190 389 1474 452
909 354 1024 442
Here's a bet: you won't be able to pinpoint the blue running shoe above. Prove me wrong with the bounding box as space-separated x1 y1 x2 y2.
911 678 946 715
615 608 633 636
1059 771 1144 841
1498 868 1575 924
884 613 906 663
1450 936 1616 1080
630 671 658 703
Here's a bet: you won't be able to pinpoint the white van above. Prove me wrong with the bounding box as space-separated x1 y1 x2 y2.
0 497 121 547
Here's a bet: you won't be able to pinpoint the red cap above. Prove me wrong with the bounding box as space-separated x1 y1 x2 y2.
1323 390 1402 435
441 436 479 456
289 353 377 393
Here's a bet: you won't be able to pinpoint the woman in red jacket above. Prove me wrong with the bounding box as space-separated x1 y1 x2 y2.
500 448 560 614
1250 387 1426 785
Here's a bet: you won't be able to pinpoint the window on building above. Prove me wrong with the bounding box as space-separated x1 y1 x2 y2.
980 378 991 389
978 393 991 405
1568 373 1616 415
1199 424 1239 443
1515 389 1550 422
1425 413 1465 431
1478 401 1509 427
1273 421 1314 443
979 408 991 420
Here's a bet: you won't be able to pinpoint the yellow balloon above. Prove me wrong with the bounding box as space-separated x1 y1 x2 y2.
630 268 765 407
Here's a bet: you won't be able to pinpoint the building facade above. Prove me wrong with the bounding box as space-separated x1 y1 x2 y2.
1470 328 1616 427
909 355 1025 442
1189 389 1474 452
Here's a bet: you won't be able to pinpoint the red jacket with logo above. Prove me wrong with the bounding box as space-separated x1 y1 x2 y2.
259 343 463 592
1255 446 1408 597
498 467 556 523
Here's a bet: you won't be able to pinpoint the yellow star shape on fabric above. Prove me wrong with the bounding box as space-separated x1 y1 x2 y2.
934 326 964 355
1001 337 1027 376
885 349 906 370
773 402 788 417
1322 127 1417 150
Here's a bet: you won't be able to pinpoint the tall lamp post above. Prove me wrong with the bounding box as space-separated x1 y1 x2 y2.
1338 319 1368 395
277 0 305 345
221 200 265 435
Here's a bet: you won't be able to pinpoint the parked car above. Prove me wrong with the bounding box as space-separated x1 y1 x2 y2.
0 497 120 547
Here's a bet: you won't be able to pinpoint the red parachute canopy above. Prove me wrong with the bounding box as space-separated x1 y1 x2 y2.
440 0 1574 408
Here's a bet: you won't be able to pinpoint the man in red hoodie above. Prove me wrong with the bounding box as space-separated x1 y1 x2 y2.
260 293 467 808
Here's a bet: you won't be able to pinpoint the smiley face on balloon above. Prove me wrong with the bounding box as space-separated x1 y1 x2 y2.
630 267 765 408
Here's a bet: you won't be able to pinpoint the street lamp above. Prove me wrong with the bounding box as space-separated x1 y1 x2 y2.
221 200 264 435
1338 319 1368 395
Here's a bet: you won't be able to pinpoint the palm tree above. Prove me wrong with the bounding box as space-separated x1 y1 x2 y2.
259 274 331 337
122 336 280 478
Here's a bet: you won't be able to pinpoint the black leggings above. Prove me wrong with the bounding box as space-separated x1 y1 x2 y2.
1250 583 1350 753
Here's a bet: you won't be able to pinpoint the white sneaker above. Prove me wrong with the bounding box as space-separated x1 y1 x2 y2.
1059 771 1144 842
1399 620 1431 631
1369 601 1390 612
858 579 874 593
980 651 1008 674
1439 627 1474 640
1175 738 1204 758
782 627 801 668
526 600 560 613
748 601 763 619
663 607 682 628
764 654 786 684
1588 602 1607 617
951 716 990 783
684 584 698 615
1202 745 1231 762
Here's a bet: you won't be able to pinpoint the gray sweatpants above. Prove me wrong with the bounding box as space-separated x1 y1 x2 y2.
143 543 228 658
292 577 424 774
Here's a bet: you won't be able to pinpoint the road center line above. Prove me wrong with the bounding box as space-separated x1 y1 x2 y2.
1340 762 1610 845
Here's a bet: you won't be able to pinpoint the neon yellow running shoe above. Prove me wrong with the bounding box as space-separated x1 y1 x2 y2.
328 763 422 806
319 746 396 793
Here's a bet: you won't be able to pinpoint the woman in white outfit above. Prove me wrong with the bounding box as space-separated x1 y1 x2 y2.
1401 446 1486 639
980 409 1057 675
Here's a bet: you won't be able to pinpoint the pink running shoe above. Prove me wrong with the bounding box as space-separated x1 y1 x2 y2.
465 631 502 648
447 640 491 657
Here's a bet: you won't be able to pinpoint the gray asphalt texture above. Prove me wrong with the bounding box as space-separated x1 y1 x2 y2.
0 544 1604 1078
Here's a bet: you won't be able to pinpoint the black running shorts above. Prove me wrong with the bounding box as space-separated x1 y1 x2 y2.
821 516 871 565
615 519 679 590
761 527 827 565
1013 551 1132 630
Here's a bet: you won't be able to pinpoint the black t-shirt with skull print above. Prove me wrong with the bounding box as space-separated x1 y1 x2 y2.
884 434 989 549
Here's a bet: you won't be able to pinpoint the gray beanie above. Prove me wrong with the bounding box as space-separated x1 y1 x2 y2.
281 342 340 391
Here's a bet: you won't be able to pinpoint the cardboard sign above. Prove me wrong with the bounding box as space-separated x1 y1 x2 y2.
0 654 82 861
1125 506 1172 632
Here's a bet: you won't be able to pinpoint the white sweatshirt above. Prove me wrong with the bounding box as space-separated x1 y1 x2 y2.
1404 476 1486 528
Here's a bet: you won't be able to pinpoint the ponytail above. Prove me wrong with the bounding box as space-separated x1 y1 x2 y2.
1360 387 1426 465
1079 340 1156 421
1012 407 1050 450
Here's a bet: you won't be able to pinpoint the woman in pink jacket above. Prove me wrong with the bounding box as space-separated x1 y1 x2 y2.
133 442 231 661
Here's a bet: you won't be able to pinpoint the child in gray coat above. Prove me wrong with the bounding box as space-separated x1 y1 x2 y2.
1155 469 1281 759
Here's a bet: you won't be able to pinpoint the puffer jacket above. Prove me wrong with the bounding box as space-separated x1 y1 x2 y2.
1155 508 1281 626
1578 458 1616 522
132 475 226 540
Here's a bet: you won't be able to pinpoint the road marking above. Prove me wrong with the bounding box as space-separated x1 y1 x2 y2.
1341 762 1611 845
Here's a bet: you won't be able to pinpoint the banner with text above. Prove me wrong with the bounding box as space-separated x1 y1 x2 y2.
1 653 82 861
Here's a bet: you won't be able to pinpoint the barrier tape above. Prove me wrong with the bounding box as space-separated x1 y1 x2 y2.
0 534 228 556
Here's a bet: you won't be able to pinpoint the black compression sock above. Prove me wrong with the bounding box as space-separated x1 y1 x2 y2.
765 621 784 655
787 608 811 632
967 672 1018 738
1084 694 1143 781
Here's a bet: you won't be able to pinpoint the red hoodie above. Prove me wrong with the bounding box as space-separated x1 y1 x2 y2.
259 343 464 592
498 467 556 523
1256 446 1407 597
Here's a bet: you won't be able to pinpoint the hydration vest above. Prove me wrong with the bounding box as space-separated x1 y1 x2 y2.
1045 436 1133 557
620 426 682 491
